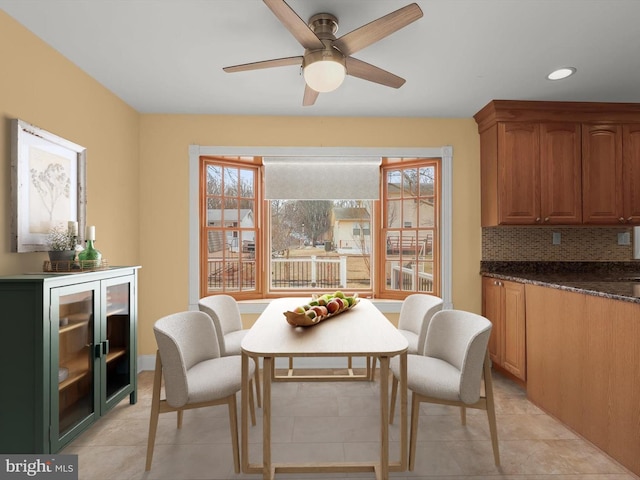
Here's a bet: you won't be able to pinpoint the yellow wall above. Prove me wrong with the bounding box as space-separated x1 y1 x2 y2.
1 12 482 358
137 115 481 354
0 11 140 275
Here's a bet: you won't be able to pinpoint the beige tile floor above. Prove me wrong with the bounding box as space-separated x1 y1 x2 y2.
62 368 639 480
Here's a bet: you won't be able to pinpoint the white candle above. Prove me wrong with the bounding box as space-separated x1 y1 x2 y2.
68 221 78 236
86 225 96 241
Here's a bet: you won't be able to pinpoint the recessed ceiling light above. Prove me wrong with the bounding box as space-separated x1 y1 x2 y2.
547 67 576 80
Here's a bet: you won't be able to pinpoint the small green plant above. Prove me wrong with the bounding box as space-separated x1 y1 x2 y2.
47 225 75 251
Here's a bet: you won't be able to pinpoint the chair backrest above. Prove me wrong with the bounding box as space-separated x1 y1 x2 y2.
198 294 243 353
423 309 492 404
154 310 221 408
398 294 444 354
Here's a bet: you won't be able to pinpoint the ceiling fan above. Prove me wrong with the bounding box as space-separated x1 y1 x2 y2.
223 0 423 106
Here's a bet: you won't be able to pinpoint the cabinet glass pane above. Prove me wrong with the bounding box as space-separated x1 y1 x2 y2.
105 283 131 398
58 291 95 436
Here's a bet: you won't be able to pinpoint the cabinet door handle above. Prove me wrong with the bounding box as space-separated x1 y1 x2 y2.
619 217 625 223
102 340 110 356
627 217 633 222
544 217 550 222
94 343 102 358
535 217 541 223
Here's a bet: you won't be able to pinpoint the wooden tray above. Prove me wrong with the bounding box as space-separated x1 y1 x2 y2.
283 295 359 327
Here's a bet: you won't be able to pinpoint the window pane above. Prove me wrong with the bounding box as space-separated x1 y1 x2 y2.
206 165 222 195
207 196 222 213
239 169 254 198
387 169 401 194
386 200 402 228
269 200 372 291
224 168 238 195
201 158 259 296
382 159 440 297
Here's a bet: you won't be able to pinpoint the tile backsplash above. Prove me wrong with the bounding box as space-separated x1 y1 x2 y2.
482 226 638 262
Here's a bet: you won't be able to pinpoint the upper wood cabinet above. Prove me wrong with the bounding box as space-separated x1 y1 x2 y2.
582 124 623 223
478 119 580 226
475 100 640 226
623 124 640 222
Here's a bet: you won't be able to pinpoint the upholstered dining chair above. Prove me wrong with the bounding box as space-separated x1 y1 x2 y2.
145 310 256 472
198 294 261 407
370 294 443 380
390 309 500 470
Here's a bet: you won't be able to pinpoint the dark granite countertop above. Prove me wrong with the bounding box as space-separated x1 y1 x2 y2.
480 261 640 304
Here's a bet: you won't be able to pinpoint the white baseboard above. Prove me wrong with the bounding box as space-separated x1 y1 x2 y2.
137 354 369 372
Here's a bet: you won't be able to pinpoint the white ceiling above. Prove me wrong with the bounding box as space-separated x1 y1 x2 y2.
2 0 640 118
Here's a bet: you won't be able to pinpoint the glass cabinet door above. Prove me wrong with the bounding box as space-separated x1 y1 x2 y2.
103 279 133 406
51 283 99 449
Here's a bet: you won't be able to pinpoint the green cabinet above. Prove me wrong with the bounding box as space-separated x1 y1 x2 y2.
0 266 139 453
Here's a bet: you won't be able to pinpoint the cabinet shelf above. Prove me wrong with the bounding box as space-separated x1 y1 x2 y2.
59 316 90 334
58 356 90 391
106 347 126 364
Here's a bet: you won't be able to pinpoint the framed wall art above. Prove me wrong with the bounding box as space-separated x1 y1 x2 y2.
11 119 86 252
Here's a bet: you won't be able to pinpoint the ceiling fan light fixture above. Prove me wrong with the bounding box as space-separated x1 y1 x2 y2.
303 48 346 93
304 60 346 92
547 67 576 80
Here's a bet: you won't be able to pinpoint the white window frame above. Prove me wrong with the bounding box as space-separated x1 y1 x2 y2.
189 146 453 313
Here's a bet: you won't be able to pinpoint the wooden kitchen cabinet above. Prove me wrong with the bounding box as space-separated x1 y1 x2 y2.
477 110 581 226
582 124 623 224
0 267 139 453
482 277 526 381
475 100 640 226
623 124 640 222
582 123 640 224
526 284 640 477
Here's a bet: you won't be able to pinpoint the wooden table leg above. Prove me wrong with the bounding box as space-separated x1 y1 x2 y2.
241 353 250 473
379 355 390 479
400 351 408 471
262 356 273 480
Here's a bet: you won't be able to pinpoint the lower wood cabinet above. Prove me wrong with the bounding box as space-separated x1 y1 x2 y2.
482 277 526 381
526 284 640 477
0 266 139 453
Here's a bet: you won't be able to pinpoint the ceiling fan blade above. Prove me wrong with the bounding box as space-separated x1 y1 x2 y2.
334 3 423 56
223 56 303 73
263 0 325 50
302 85 319 106
345 57 406 88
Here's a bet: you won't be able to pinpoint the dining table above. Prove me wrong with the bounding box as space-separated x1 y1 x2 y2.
240 297 409 480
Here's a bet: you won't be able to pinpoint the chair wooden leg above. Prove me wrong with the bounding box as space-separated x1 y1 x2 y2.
370 356 377 380
483 355 500 466
253 357 262 408
389 375 398 424
177 410 183 428
249 379 256 426
409 392 420 471
460 406 466 425
227 394 240 473
145 352 163 471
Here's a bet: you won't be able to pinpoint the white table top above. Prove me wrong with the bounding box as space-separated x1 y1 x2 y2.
241 297 408 357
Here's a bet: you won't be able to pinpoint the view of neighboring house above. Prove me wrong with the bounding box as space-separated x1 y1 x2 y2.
207 209 255 254
385 181 435 255
386 182 435 229
331 207 371 254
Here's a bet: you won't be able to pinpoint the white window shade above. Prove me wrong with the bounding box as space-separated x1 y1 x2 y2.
263 157 381 200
